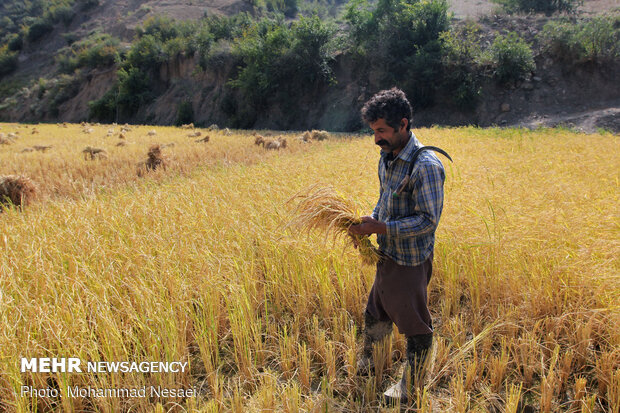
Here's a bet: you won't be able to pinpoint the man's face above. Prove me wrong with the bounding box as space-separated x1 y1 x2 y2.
369 118 409 155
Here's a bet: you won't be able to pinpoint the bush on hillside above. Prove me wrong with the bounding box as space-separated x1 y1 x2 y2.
440 24 483 108
7 33 23 51
230 15 336 110
77 0 99 11
125 35 167 72
345 0 450 108
57 34 120 73
540 16 620 64
489 32 535 84
27 19 54 43
492 0 580 15
0 45 18 78
175 100 195 126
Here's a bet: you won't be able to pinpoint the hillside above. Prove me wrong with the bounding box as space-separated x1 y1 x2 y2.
0 0 618 132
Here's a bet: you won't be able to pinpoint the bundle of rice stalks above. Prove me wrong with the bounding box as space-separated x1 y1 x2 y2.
0 175 37 209
311 130 329 141
137 144 167 176
82 146 107 160
287 185 379 265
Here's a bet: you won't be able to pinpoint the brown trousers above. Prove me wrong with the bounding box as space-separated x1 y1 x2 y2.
365 252 434 337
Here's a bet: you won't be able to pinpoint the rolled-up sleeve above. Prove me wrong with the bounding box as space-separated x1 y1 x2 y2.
385 161 445 239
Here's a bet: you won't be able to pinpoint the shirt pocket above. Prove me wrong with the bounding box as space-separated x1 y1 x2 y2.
389 184 416 219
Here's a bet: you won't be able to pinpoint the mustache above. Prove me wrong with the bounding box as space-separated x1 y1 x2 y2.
376 140 389 147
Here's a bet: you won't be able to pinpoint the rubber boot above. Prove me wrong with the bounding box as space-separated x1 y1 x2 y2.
357 311 392 376
383 333 433 405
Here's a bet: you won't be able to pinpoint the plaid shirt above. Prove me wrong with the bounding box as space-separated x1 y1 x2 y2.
371 132 445 266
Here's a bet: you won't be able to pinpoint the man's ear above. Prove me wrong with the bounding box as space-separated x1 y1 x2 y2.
400 118 408 131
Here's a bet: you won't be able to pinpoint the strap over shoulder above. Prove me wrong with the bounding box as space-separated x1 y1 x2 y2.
393 146 453 198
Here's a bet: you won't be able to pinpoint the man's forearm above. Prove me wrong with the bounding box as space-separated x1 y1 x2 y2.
384 213 436 239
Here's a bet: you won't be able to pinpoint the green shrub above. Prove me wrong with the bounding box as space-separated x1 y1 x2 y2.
205 13 252 41
48 4 75 26
57 34 120 73
88 88 117 122
492 0 580 15
163 37 188 60
117 66 153 114
344 0 450 108
126 35 166 72
62 32 80 45
7 33 24 51
540 16 620 64
189 26 215 70
138 16 182 42
440 24 483 108
27 19 54 43
489 32 535 84
0 45 18 78
77 0 99 11
89 66 154 121
175 100 194 126
230 15 336 110
1 17 17 37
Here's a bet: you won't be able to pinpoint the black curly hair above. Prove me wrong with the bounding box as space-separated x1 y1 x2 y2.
361 88 413 131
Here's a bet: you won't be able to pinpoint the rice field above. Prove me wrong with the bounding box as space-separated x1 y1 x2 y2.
0 123 618 412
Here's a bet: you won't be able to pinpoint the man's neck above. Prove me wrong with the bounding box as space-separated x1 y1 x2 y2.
391 131 411 157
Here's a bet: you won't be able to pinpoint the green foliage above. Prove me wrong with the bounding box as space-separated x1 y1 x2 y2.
540 16 620 64
344 0 451 108
62 31 79 45
264 0 299 17
7 33 23 51
175 100 195 126
88 88 116 122
0 0 75 44
299 0 348 19
57 33 119 73
125 35 166 72
440 23 483 108
204 13 252 41
0 45 18 78
89 66 154 121
77 0 99 11
27 18 54 42
117 66 153 114
492 0 580 15
48 4 75 26
230 15 336 113
488 32 535 84
138 16 185 42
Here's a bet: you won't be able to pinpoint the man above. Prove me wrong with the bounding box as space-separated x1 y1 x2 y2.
348 87 446 404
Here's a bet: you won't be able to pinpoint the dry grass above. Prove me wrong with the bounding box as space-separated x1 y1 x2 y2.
0 126 617 412
0 123 313 202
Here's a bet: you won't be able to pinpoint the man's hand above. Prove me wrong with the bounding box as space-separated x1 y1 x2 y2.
348 216 387 237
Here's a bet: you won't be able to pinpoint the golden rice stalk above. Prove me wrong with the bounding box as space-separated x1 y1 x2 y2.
287 185 379 265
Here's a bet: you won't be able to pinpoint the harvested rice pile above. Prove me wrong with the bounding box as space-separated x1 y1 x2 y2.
288 185 379 265
0 175 37 209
